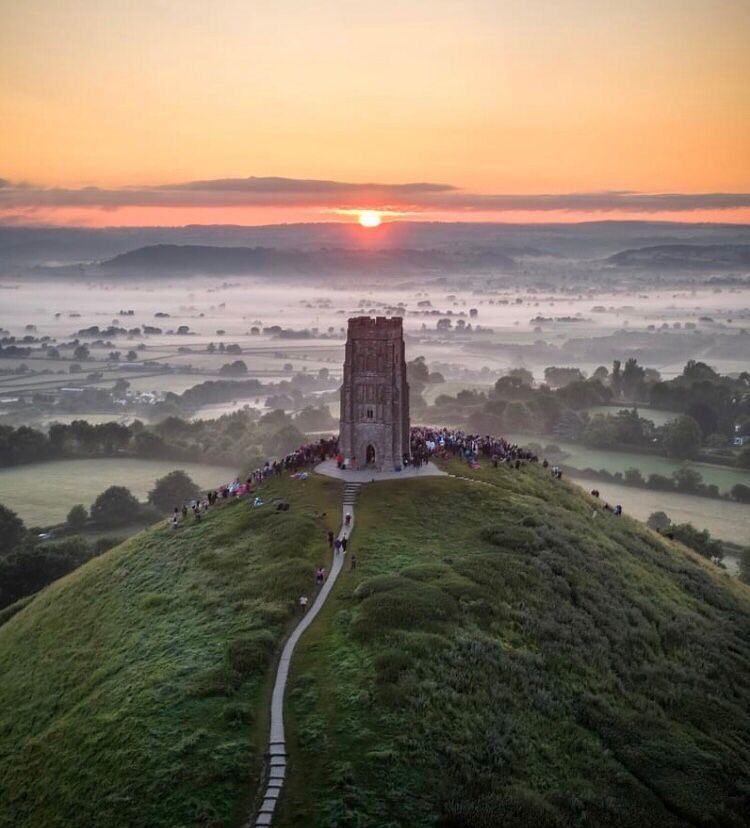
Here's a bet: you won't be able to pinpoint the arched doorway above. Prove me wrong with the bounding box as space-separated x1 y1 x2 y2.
365 444 376 466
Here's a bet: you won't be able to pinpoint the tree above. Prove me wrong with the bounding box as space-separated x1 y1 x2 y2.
219 360 248 376
262 424 305 457
611 360 623 398
592 366 609 383
0 504 25 554
73 344 90 361
148 471 201 513
647 511 671 531
96 422 131 453
133 431 167 456
530 392 563 432
661 415 702 459
581 415 618 448
294 406 337 432
556 379 611 409
494 375 529 399
623 467 645 485
407 356 430 384
731 483 750 503
672 465 703 492
622 358 646 400
507 367 534 386
503 401 541 432
669 523 723 563
90 486 142 528
554 409 584 440
112 378 130 394
682 360 717 381
647 473 674 490
543 366 584 389
66 504 88 530
686 402 720 436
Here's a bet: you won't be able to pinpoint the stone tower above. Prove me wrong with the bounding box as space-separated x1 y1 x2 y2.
339 316 410 470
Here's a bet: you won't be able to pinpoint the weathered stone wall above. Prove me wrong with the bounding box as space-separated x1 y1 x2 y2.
339 316 410 470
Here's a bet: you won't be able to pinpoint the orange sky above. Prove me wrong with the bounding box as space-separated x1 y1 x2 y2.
1 0 749 226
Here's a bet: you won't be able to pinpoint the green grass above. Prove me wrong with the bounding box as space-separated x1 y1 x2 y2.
3 459 749 828
279 460 750 828
0 472 342 828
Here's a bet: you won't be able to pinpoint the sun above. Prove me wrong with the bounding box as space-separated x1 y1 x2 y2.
358 210 382 228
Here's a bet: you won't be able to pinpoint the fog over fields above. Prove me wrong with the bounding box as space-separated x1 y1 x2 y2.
1 220 748 566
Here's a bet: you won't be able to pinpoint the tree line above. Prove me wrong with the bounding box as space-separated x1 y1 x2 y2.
0 405 336 469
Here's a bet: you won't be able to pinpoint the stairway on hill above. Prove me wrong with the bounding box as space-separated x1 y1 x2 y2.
252 482 359 827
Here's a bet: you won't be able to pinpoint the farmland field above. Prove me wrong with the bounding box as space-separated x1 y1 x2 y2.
567 474 750 548
0 458 238 525
506 434 750 494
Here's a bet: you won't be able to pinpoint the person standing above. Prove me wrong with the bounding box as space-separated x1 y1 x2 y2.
341 536 348 553
350 553 357 570
327 530 334 549
334 537 342 554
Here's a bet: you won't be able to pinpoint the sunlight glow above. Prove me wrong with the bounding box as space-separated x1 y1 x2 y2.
358 210 382 228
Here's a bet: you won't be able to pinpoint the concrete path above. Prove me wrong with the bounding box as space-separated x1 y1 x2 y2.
315 458 446 483
252 484 359 827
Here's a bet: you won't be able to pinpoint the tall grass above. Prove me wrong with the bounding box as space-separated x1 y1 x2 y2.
0 473 342 828
281 462 750 828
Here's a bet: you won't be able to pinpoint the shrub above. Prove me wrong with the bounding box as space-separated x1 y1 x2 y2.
352 579 458 639
0 504 25 554
90 485 142 528
479 523 538 552
226 630 276 676
647 511 671 531
66 503 88 530
148 470 201 513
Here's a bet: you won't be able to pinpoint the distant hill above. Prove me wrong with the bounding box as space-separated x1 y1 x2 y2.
97 243 517 276
1 462 749 827
3 221 750 269
608 243 750 269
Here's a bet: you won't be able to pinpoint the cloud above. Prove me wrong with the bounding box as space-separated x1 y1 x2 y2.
165 176 455 195
430 191 750 213
0 176 748 214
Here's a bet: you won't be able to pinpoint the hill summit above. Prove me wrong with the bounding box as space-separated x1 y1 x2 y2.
1 460 748 828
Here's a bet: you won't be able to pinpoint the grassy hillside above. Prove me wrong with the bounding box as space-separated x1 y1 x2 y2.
279 460 750 828
0 473 342 828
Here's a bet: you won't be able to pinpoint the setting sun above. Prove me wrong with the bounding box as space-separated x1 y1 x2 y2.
358 210 382 228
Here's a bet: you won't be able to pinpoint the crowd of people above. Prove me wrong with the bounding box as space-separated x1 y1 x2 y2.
410 427 540 467
167 427 623 594
168 436 339 528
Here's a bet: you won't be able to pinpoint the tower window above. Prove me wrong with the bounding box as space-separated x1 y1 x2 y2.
366 407 374 419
